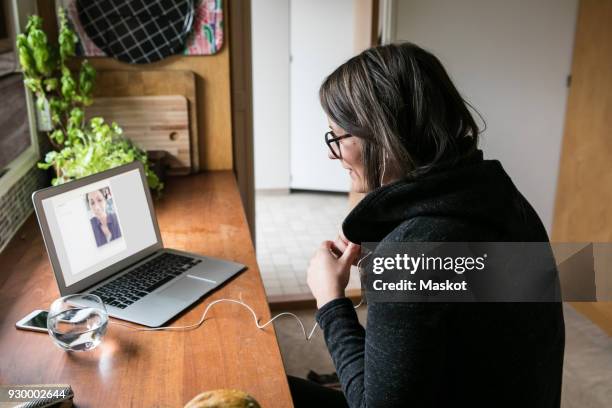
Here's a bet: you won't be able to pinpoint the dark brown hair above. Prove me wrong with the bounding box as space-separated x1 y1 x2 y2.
319 42 481 191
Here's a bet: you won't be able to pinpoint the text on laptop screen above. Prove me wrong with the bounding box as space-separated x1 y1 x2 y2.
41 168 158 287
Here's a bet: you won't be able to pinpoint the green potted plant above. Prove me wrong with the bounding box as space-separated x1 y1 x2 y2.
16 10 163 192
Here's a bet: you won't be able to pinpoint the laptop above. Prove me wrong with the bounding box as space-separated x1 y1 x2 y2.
32 161 246 327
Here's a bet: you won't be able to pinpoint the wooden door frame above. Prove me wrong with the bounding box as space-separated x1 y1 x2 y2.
228 0 380 240
228 0 256 242
379 0 396 45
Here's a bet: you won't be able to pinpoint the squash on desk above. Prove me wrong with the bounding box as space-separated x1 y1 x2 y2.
184 389 261 408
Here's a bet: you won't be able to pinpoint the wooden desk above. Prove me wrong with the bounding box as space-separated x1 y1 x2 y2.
0 172 294 407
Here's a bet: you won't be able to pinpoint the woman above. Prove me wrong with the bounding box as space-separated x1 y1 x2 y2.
86 189 122 247
292 43 565 407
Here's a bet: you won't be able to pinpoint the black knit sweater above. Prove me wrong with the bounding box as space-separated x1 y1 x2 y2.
315 151 565 407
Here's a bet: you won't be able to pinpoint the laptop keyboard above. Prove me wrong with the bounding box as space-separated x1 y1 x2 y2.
90 253 203 309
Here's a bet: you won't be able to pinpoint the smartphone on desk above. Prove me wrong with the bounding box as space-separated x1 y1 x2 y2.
15 310 48 333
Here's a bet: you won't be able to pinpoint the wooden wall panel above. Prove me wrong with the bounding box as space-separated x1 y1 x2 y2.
86 52 233 171
353 0 379 53
552 0 612 242
552 0 612 333
229 0 256 239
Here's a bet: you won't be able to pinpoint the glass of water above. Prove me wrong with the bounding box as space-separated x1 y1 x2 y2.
47 294 108 352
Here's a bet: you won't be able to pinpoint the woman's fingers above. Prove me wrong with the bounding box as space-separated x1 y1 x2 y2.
320 240 334 251
333 228 355 256
340 242 361 267
335 229 362 266
333 236 347 255
307 240 356 308
330 240 344 257
338 228 349 245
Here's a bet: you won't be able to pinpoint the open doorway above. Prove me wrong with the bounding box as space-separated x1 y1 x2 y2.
252 0 378 300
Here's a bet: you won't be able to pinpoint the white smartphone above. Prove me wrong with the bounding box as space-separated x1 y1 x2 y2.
15 310 49 333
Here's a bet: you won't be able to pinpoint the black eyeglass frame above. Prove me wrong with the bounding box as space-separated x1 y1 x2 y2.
325 131 353 159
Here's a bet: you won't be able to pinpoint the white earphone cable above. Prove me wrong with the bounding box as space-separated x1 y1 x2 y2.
110 253 371 341
380 151 388 186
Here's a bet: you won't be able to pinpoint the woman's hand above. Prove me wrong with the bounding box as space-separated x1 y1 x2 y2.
330 229 348 256
307 240 361 309
331 229 360 266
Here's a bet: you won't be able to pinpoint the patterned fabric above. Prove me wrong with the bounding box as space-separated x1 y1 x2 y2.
60 0 105 56
57 0 223 59
183 0 224 55
77 0 194 64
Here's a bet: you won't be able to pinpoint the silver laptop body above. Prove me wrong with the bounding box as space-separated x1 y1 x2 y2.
32 161 245 327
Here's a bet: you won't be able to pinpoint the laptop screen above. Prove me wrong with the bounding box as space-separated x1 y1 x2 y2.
40 168 158 287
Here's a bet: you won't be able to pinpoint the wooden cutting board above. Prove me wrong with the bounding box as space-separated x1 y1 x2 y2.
91 70 199 172
87 95 191 174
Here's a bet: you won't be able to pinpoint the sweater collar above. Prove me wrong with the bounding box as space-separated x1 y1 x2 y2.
341 150 519 243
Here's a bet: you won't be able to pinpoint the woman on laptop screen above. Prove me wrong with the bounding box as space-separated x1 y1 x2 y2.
86 187 122 247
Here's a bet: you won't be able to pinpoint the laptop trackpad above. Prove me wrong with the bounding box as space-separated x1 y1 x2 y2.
157 276 215 301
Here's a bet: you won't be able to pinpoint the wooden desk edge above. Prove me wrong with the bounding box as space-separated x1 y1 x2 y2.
0 171 294 407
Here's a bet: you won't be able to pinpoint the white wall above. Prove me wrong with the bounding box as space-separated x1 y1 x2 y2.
252 0 291 190
393 0 578 232
289 0 355 192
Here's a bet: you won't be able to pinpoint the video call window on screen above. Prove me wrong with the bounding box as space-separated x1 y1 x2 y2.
85 186 123 247
41 169 158 286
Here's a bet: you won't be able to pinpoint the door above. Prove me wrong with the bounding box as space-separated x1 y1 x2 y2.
552 0 612 334
553 0 612 242
290 0 355 191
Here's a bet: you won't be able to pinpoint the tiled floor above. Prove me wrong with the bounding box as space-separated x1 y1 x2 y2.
255 191 361 297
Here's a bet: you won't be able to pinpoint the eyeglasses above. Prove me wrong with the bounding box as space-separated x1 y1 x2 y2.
325 131 353 159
